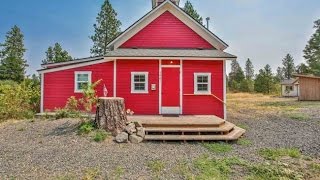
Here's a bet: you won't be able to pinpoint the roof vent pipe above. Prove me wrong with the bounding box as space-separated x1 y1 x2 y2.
206 17 210 29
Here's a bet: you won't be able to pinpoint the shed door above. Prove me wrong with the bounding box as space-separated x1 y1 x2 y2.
161 67 180 114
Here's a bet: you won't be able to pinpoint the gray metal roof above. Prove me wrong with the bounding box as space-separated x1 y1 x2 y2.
104 49 236 59
281 79 297 85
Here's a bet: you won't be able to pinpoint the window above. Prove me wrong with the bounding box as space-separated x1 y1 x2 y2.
285 86 293 91
74 71 92 93
131 72 148 93
194 73 211 94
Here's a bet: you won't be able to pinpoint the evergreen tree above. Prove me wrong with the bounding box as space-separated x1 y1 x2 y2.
0 25 27 82
282 54 295 79
42 43 72 64
254 64 275 94
228 60 245 91
183 0 203 24
245 58 254 80
296 63 310 74
303 19 320 76
90 0 121 56
275 66 284 82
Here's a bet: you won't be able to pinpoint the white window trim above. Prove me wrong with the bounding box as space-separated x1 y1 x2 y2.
194 73 212 95
131 72 149 94
74 71 92 93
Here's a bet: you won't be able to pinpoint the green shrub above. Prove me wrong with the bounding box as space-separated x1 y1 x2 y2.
93 130 109 142
203 142 233 153
259 148 301 160
78 121 96 134
0 80 40 121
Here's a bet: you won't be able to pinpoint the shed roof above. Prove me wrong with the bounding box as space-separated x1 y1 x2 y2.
280 79 297 85
293 74 320 79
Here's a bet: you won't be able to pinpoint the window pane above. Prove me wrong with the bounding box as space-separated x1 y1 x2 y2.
134 75 145 82
197 75 208 83
77 74 88 81
134 83 145 90
197 84 208 91
77 82 88 90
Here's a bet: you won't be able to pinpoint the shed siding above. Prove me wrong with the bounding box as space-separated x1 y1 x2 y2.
299 77 320 101
182 60 224 118
116 60 159 114
43 62 114 111
120 11 213 49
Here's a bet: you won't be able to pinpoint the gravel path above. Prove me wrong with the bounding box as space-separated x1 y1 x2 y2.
0 108 319 179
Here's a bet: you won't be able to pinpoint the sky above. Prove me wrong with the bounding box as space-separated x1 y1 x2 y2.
0 0 319 75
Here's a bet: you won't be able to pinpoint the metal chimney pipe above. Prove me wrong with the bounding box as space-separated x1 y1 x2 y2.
206 17 210 29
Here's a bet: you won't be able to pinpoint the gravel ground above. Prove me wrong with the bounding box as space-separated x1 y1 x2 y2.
0 104 319 179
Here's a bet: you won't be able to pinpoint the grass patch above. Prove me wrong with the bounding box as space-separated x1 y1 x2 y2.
82 168 101 180
287 113 311 121
203 142 233 153
93 130 110 142
78 121 96 135
237 123 249 130
259 148 301 160
147 160 165 178
247 163 303 180
237 138 252 146
110 166 124 180
193 155 245 180
310 163 320 172
173 161 196 180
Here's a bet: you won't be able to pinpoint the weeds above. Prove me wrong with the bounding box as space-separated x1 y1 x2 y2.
173 161 196 180
203 142 233 153
237 138 252 146
148 160 165 178
259 148 301 160
82 168 101 180
93 130 110 142
287 113 310 121
78 121 96 135
110 166 125 180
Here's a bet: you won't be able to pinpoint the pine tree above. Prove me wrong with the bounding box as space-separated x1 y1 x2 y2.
254 64 275 94
90 0 121 56
303 19 320 76
42 43 72 64
228 59 245 91
275 67 284 82
296 63 310 74
245 58 254 80
282 54 295 79
0 25 27 82
183 0 203 24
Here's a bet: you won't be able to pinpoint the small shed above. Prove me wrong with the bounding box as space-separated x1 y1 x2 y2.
293 74 320 101
280 79 299 97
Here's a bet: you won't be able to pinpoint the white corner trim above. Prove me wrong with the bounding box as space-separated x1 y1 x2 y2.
74 71 92 93
113 59 117 97
131 72 149 94
38 59 113 74
180 59 183 114
159 59 162 114
194 73 212 95
40 73 44 113
223 60 227 120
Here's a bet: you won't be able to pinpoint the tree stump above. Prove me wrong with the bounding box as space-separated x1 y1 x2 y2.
95 97 128 136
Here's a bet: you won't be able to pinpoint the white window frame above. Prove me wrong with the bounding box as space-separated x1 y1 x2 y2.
74 71 92 93
131 72 149 94
194 73 212 95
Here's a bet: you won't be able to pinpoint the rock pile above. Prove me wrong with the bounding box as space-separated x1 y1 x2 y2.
115 121 145 143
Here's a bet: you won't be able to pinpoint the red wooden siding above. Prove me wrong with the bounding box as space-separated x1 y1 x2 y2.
116 60 159 114
43 62 114 111
182 60 224 118
120 11 214 49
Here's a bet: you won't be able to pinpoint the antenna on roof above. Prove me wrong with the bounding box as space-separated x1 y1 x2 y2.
206 17 211 29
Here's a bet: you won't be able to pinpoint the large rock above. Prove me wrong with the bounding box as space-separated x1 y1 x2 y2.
115 132 129 143
125 123 136 135
136 127 145 138
129 134 143 144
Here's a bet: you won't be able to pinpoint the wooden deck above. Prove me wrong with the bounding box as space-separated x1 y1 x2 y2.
128 115 245 141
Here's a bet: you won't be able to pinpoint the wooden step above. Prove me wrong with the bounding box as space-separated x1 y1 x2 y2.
145 121 235 133
144 126 245 141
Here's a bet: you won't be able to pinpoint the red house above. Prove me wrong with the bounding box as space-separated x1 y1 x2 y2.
38 0 236 119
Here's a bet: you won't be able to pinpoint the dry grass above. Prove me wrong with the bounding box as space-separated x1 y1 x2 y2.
227 93 320 120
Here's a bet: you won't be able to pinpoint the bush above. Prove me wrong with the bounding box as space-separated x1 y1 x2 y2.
0 80 40 121
93 130 109 142
78 121 96 134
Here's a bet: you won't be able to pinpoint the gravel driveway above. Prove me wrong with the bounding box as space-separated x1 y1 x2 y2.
0 100 319 179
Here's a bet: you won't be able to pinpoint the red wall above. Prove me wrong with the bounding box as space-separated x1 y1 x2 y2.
182 60 224 118
120 11 214 49
43 62 114 111
116 60 159 115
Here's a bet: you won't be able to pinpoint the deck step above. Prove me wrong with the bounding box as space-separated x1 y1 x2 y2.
145 121 235 133
144 126 245 141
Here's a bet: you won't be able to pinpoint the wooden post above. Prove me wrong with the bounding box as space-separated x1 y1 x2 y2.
95 97 128 136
